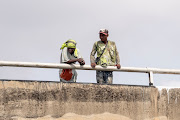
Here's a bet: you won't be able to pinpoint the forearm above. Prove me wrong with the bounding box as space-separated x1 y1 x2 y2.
116 54 120 64
115 49 121 69
90 44 97 63
90 54 95 63
66 59 79 64
115 47 120 64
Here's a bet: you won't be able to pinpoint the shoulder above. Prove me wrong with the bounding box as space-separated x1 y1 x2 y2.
108 40 115 44
93 41 101 45
108 40 116 46
76 48 83 58
97 40 102 44
96 41 105 45
92 41 101 47
75 48 81 55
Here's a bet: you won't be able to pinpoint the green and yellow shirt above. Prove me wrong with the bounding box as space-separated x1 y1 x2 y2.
90 40 120 66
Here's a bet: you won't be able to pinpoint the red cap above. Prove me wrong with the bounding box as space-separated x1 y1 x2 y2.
99 29 108 35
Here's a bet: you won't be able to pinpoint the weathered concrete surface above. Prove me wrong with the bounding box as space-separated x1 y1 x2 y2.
0 80 180 120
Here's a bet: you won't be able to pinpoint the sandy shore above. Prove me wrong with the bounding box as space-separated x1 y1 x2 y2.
12 112 167 120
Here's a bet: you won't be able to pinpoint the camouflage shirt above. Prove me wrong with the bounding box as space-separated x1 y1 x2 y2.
90 40 120 66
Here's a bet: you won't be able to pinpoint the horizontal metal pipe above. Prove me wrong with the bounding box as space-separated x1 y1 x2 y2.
0 61 180 75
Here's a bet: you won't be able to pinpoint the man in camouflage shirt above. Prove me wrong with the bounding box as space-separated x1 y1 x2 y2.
90 29 121 84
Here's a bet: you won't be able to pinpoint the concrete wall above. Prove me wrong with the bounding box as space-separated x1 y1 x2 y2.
0 80 180 120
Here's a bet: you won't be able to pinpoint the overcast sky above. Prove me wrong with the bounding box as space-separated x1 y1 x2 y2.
0 0 180 87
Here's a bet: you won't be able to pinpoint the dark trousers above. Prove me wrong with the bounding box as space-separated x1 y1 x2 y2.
96 71 113 84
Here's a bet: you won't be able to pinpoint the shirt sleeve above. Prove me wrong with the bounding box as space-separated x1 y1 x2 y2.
61 47 70 63
115 44 120 64
90 42 97 63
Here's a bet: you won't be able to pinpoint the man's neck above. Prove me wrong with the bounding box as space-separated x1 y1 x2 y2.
102 40 108 44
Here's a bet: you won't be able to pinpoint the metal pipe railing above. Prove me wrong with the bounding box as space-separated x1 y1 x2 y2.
1 61 180 86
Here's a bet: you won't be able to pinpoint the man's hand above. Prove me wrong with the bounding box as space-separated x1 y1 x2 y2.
80 60 85 65
116 64 121 69
78 58 85 65
91 63 96 68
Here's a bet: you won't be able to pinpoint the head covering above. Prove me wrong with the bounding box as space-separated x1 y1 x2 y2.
99 29 108 35
61 39 77 49
61 39 78 57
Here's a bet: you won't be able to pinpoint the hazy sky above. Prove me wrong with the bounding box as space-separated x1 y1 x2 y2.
0 0 180 87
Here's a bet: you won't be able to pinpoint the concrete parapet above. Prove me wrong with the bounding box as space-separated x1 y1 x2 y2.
0 80 180 120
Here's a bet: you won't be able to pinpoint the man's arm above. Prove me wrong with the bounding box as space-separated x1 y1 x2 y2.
115 44 121 69
90 42 97 68
61 48 85 65
76 49 85 65
66 58 85 65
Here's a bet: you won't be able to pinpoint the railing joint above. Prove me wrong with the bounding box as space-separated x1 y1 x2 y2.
148 71 154 86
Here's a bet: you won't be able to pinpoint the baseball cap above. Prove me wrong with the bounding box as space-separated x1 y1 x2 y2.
99 29 108 35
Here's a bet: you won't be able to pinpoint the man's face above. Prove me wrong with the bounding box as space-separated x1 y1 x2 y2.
99 33 108 42
68 48 75 54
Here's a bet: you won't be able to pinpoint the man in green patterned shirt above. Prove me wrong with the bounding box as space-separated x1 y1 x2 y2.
90 29 121 84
